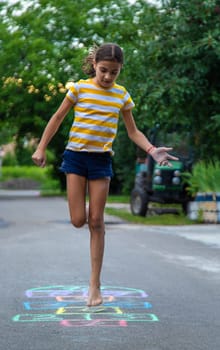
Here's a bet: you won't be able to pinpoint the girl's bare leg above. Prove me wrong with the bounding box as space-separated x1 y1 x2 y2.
66 174 87 227
87 177 110 306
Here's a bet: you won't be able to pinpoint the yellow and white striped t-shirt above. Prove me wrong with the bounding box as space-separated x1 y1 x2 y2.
65 78 135 155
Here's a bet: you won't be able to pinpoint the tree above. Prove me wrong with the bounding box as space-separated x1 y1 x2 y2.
0 0 156 191
134 0 220 160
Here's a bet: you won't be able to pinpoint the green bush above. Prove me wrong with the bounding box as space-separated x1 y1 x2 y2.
2 152 18 166
1 166 49 181
1 165 62 194
183 160 220 196
40 177 61 195
15 145 35 166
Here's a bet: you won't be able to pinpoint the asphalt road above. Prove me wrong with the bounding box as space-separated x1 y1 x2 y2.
0 196 220 350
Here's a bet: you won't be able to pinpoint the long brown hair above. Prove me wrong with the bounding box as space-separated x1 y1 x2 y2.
82 43 124 77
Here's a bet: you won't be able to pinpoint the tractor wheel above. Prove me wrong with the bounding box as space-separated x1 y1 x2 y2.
182 200 189 215
130 189 148 216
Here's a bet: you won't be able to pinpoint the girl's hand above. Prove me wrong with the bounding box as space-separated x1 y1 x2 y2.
32 149 46 167
150 147 178 167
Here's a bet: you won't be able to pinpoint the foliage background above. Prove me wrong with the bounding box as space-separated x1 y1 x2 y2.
1 0 220 193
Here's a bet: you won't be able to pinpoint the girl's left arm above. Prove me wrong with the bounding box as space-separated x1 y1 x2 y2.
122 109 178 166
122 109 152 150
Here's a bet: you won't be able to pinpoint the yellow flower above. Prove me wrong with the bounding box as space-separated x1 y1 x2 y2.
44 94 52 102
59 87 66 93
48 83 55 92
65 81 74 89
28 85 35 94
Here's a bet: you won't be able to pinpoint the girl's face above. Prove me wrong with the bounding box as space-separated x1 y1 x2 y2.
93 60 122 89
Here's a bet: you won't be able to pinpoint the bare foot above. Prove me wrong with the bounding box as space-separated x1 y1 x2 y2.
87 285 103 307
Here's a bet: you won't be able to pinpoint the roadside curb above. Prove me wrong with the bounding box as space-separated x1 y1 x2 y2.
0 189 41 199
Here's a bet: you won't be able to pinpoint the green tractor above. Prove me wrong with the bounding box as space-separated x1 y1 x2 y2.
130 125 193 216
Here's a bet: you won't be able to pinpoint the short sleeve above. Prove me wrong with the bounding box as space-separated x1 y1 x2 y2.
121 90 135 111
66 83 79 104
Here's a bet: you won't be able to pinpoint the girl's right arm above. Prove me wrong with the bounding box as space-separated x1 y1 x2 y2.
32 97 73 167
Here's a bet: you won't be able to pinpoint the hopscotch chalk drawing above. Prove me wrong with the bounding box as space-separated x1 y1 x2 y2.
12 285 159 327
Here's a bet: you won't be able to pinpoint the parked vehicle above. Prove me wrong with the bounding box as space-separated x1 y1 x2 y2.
130 125 194 216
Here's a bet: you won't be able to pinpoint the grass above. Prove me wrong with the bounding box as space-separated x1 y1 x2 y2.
88 194 195 225
105 207 197 225
107 194 130 203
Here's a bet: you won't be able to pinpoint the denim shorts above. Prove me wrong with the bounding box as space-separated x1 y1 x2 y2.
60 150 113 179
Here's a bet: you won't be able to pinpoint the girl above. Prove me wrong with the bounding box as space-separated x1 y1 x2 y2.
32 43 177 310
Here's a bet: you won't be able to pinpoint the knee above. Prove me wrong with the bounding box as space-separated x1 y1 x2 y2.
70 216 86 228
88 215 104 232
